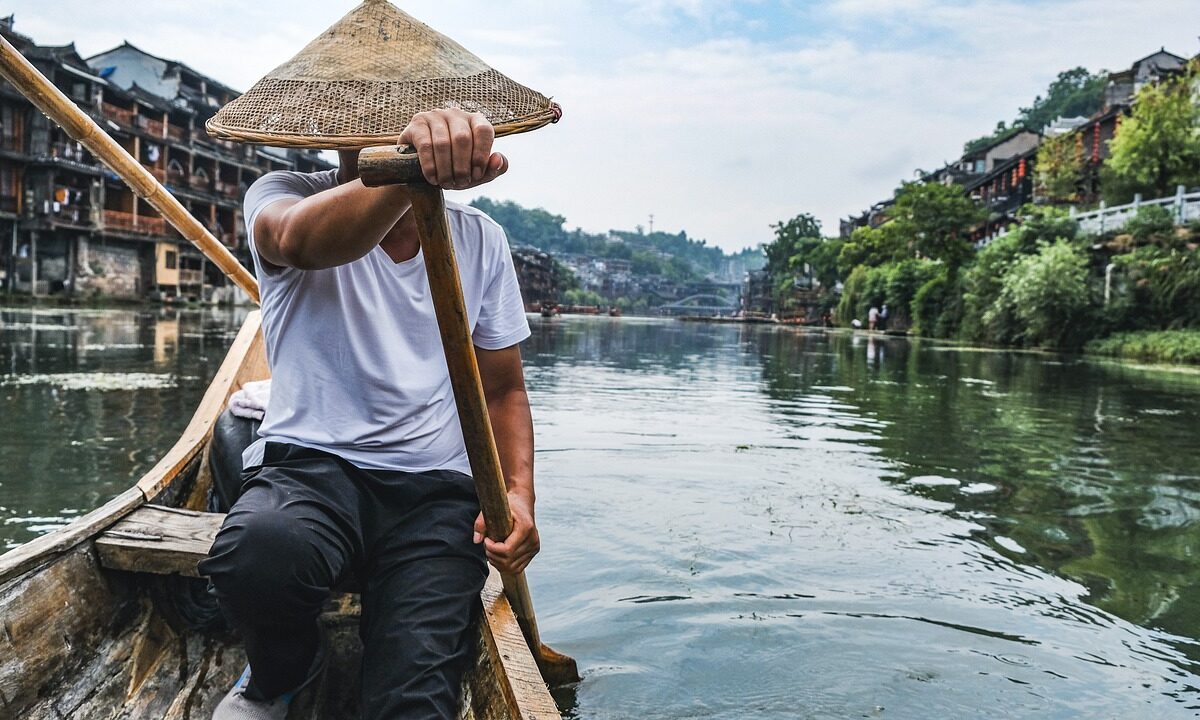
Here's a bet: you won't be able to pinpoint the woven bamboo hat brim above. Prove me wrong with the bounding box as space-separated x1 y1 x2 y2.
206 0 560 149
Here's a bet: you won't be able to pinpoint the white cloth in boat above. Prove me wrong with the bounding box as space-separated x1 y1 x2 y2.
229 379 271 421
240 168 530 474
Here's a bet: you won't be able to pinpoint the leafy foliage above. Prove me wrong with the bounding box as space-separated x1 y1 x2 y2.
958 233 1026 344
1086 330 1200 364
1104 61 1200 201
837 224 903 276
1017 67 1107 131
1035 132 1085 203
987 240 1095 348
912 271 951 337
1123 205 1177 245
887 182 985 272
963 122 1028 156
1112 246 1200 330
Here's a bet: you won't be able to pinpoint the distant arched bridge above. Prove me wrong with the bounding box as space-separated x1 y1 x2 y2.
657 294 739 317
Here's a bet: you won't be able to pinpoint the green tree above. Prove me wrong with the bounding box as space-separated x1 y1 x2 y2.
1035 132 1086 203
837 224 905 276
763 213 822 305
987 240 1094 348
764 213 821 278
964 121 1026 156
1104 61 1200 201
887 182 985 273
1018 67 1107 131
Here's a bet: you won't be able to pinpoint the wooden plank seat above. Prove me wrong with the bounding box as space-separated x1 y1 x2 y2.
96 504 224 577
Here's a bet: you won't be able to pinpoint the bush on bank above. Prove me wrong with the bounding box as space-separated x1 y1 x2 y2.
1086 330 1200 364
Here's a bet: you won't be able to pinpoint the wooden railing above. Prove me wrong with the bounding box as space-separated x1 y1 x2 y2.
103 209 166 235
101 102 134 126
215 181 239 196
166 125 185 141
143 165 166 182
136 115 165 137
103 209 136 231
0 195 18 214
189 175 212 191
0 134 22 153
167 170 187 187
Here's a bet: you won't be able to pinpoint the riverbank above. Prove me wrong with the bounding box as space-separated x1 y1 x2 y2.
1086 329 1200 365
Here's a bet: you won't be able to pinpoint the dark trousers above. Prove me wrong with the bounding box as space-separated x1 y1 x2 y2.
198 442 488 720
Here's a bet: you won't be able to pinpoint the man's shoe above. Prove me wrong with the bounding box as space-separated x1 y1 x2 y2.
213 627 328 719
212 665 292 720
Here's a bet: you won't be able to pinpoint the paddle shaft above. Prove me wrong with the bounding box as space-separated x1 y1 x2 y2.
0 36 260 304
405 183 544 650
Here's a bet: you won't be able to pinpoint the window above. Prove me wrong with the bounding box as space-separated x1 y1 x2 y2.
164 250 177 270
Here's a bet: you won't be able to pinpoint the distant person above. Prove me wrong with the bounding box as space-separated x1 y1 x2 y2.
822 311 834 328
868 306 880 331
880 304 889 331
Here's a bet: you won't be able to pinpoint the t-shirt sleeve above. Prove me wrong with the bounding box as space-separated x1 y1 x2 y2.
243 172 313 278
473 225 531 350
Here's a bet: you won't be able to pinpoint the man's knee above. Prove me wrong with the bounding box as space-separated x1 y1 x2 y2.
200 507 334 621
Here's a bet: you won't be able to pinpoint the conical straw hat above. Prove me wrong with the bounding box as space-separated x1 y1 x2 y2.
206 0 560 149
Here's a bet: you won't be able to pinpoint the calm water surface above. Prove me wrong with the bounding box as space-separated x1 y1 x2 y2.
3 307 1200 719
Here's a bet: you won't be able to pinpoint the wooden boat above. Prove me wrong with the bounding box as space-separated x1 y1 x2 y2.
0 312 560 720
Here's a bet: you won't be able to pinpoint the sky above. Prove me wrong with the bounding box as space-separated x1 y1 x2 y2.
5 1 1200 253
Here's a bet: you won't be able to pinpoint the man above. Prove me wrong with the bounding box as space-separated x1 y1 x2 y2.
200 109 539 720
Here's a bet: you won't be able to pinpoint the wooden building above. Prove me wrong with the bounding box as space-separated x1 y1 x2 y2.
0 17 333 300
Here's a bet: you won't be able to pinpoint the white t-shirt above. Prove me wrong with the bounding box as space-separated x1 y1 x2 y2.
240 168 530 474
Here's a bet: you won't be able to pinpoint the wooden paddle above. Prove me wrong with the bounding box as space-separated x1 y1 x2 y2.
360 145 580 686
0 35 260 304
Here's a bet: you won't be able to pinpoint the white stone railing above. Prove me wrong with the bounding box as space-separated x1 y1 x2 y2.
1070 185 1200 235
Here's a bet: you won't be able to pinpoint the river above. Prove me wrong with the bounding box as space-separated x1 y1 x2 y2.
2 306 1200 718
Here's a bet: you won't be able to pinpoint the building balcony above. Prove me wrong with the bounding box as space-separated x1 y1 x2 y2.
0 135 23 154
166 125 186 142
101 102 134 127
136 115 166 137
215 181 239 197
103 209 166 236
0 195 17 214
167 170 187 187
189 175 213 192
179 268 203 286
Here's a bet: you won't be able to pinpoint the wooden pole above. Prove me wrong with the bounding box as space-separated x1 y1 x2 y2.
399 174 579 686
0 35 259 304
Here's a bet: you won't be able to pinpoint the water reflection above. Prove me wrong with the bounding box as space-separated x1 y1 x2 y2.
0 305 247 547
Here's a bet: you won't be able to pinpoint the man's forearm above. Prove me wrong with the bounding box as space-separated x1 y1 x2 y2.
486 387 535 507
275 179 411 269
